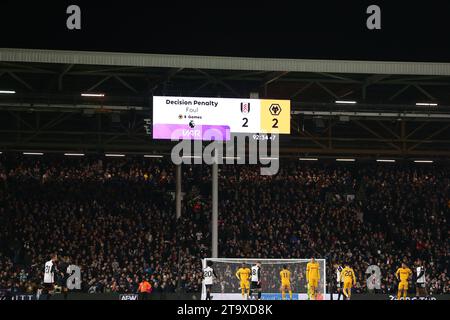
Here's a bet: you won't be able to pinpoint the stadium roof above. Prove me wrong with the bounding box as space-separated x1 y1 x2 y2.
2 48 450 76
0 48 449 159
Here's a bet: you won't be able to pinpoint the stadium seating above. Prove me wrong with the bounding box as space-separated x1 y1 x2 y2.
0 155 448 295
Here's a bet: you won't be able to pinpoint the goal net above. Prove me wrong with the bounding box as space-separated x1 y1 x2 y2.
201 258 327 300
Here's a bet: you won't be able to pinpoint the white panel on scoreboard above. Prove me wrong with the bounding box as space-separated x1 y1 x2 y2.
153 96 290 141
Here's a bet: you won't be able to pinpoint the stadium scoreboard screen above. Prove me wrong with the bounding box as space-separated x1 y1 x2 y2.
152 96 291 141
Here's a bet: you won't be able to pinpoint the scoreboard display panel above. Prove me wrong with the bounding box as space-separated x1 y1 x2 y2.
152 96 290 141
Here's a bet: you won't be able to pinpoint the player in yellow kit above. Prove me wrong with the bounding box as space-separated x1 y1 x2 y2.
340 264 356 300
236 263 251 299
306 258 320 300
280 265 292 300
395 263 412 300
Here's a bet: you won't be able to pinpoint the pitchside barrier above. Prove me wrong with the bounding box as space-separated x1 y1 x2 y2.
0 292 448 300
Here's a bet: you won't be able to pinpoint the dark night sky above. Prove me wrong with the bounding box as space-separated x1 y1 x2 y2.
1 1 450 62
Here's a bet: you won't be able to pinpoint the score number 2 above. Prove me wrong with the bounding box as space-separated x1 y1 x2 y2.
243 118 278 129
272 118 278 128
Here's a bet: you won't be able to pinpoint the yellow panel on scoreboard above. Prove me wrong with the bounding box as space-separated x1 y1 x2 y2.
259 100 291 134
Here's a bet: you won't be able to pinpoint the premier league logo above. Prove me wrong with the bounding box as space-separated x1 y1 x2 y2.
241 102 250 114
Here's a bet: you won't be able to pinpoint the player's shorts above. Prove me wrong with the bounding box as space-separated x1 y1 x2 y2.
398 281 409 291
308 278 319 288
343 281 353 290
205 284 213 291
416 283 426 289
281 281 291 288
251 281 261 289
240 281 250 290
336 282 342 289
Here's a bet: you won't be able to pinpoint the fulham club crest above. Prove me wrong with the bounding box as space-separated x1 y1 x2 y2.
240 102 250 114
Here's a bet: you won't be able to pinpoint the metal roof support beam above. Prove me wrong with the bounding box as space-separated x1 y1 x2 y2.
389 85 410 101
8 110 35 131
192 81 213 95
354 120 401 151
362 74 391 100
406 122 428 139
21 113 75 143
315 81 339 99
114 76 138 93
317 73 358 82
149 67 184 92
58 64 74 91
7 72 34 91
195 69 240 97
86 76 112 92
299 129 329 149
0 61 56 73
261 71 290 86
414 84 437 101
376 120 400 139
291 82 314 100
408 124 450 151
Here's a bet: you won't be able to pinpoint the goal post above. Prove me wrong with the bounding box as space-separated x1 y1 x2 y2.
201 258 327 300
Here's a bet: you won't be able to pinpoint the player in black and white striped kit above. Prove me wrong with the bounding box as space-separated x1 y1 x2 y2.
203 261 217 300
415 259 427 297
335 264 344 300
43 253 58 299
250 262 262 300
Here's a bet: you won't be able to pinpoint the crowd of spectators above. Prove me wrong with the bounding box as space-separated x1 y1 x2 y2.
0 154 448 296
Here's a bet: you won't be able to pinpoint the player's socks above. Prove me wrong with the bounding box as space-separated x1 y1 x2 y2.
337 291 341 300
403 291 407 299
258 292 261 300
289 290 292 300
241 288 245 298
281 291 285 300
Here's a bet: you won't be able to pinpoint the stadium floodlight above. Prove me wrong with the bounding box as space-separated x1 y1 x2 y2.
416 102 438 107
144 155 164 158
23 152 44 156
414 160 434 163
335 100 357 105
377 159 396 163
64 153 85 157
299 158 319 161
81 93 105 98
336 158 356 162
105 154 125 157
0 90 16 94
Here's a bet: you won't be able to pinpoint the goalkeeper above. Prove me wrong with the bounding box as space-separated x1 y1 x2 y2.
236 263 251 299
